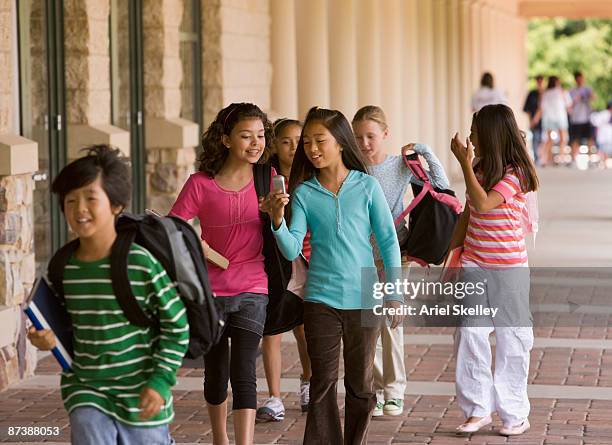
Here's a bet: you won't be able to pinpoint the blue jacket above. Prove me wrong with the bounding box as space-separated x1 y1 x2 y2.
272 170 402 309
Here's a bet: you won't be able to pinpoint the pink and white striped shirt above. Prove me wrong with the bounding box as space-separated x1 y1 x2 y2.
462 170 528 268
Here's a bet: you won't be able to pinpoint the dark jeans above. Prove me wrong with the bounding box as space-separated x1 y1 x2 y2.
303 302 379 445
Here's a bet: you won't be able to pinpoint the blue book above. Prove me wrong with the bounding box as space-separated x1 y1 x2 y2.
24 277 74 372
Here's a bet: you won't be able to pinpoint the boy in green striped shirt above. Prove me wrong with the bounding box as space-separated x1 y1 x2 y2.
28 145 188 444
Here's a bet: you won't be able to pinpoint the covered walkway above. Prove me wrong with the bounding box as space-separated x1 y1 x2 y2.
2 167 611 444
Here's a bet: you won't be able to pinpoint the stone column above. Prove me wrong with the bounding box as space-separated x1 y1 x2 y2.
459 0 473 130
202 0 223 126
64 0 129 160
0 136 39 391
328 0 357 118
0 0 38 392
356 0 381 107
469 0 482 99
295 0 330 118
270 0 298 119
432 0 449 162
447 0 463 178
416 0 435 146
401 0 420 143
144 0 198 215
379 0 402 153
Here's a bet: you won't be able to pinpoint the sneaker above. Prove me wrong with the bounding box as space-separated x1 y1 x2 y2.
256 397 285 422
383 399 404 416
299 378 310 412
372 401 384 417
499 419 530 436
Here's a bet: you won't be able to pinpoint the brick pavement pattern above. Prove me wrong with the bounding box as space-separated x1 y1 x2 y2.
1 169 611 443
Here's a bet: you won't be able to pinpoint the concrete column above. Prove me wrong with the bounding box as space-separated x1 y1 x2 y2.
416 0 435 146
480 2 492 73
447 0 463 178
356 0 381 107
379 0 402 152
295 0 330 118
328 0 357 118
64 0 129 159
432 0 449 162
270 0 298 119
470 0 482 101
459 0 473 130
401 0 419 143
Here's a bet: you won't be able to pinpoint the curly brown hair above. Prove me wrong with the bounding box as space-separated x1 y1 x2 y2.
198 103 273 177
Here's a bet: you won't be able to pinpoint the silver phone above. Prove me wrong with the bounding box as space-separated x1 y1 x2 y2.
272 175 286 194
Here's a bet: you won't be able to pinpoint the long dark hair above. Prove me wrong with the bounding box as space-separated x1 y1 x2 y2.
473 104 539 193
198 103 273 177
288 107 368 194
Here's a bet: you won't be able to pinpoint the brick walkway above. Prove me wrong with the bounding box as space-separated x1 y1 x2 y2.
1 168 611 444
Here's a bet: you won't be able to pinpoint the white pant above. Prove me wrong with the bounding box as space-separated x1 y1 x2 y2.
373 324 407 401
455 326 533 426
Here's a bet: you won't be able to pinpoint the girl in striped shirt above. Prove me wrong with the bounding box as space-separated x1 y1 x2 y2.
450 104 539 437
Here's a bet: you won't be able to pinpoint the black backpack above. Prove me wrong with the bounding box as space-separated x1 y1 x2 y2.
396 149 463 266
253 163 305 336
47 214 225 359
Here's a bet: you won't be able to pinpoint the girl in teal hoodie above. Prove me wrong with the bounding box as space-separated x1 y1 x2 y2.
261 107 402 444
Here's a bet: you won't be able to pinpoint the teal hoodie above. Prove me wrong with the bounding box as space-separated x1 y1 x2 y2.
272 170 402 309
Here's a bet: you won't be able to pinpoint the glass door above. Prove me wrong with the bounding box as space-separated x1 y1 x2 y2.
19 0 67 275
110 0 145 213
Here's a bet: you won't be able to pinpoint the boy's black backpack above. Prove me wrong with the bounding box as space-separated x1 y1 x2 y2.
395 149 463 266
47 214 225 359
253 163 305 336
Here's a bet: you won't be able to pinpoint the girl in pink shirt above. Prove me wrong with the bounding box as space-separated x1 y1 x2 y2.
170 102 273 445
450 104 539 437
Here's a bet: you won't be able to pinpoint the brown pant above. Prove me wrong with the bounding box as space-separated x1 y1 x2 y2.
303 302 379 445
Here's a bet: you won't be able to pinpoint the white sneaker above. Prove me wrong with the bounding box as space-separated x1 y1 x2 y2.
256 396 285 422
372 401 384 417
299 378 310 412
499 419 530 436
456 415 492 434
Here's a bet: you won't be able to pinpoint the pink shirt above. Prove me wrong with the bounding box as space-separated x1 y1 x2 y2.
462 170 529 268
169 171 270 296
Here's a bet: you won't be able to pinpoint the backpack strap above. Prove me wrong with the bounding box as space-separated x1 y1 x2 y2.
110 229 156 328
47 239 81 301
253 163 272 199
394 148 463 226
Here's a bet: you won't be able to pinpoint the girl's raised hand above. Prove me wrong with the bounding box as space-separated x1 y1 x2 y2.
450 133 474 167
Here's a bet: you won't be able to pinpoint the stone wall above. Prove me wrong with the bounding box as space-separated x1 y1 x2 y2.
0 0 12 133
144 0 197 215
0 167 38 390
202 0 272 127
64 0 111 127
0 0 38 392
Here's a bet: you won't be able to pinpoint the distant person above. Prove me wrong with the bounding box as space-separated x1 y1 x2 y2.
522 74 545 165
472 72 507 112
540 76 572 166
569 71 596 160
590 100 612 167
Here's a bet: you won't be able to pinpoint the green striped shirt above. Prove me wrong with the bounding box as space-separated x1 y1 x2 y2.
60 244 189 426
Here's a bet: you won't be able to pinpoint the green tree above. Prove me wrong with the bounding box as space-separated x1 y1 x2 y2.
527 19 612 110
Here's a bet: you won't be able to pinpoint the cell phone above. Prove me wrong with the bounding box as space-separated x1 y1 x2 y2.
272 175 286 194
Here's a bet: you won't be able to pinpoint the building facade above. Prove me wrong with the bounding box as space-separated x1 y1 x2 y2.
1 0 611 390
